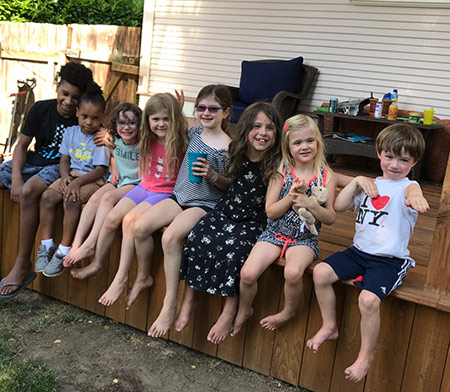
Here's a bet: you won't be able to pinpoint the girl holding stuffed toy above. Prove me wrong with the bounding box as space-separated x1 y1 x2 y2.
232 114 337 335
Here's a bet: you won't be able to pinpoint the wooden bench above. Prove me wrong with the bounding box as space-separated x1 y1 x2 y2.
1 174 450 392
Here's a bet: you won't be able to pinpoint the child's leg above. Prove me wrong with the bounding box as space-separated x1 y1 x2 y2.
39 188 63 241
232 242 281 336
174 284 198 332
208 296 239 344
148 207 207 338
306 263 340 353
260 245 314 331
65 184 133 266
71 197 137 279
345 290 380 383
0 178 48 296
60 198 82 247
98 201 154 306
64 183 116 264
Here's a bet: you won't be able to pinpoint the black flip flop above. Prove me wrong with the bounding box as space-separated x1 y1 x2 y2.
0 271 37 299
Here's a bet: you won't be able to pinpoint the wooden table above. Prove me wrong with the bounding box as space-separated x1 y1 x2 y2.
312 110 444 180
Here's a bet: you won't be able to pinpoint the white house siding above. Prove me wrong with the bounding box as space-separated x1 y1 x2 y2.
139 0 450 118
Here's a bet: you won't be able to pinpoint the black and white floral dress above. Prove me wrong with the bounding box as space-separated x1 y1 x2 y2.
180 159 267 297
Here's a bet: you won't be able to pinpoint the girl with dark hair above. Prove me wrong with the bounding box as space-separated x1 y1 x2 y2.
35 82 110 277
176 102 283 344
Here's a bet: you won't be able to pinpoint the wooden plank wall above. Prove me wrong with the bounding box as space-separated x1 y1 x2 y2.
139 0 450 118
0 22 141 144
1 187 449 392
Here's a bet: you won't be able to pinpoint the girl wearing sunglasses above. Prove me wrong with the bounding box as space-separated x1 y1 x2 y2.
98 86 232 328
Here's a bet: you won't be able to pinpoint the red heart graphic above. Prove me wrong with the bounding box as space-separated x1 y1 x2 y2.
371 195 390 210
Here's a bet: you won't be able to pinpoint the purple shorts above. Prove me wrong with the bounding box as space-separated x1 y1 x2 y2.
123 182 171 206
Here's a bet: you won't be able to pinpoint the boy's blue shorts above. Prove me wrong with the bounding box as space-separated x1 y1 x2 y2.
323 246 413 301
0 160 60 189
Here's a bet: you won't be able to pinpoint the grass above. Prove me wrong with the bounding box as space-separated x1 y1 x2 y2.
0 292 80 392
0 321 58 392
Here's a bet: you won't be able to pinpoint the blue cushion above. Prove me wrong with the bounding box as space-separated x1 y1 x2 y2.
238 57 303 105
230 100 248 123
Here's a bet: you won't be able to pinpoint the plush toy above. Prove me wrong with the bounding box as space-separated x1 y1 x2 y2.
293 184 328 236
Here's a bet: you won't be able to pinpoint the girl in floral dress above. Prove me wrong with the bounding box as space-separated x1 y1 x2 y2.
177 102 283 344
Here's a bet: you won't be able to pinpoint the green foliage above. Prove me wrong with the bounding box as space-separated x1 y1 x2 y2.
0 0 144 27
0 358 58 392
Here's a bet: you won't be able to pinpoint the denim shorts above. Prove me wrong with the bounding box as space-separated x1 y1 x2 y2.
0 160 60 189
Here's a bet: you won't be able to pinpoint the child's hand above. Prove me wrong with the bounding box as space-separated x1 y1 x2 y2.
292 193 315 210
110 171 119 186
10 178 24 203
175 89 185 108
64 179 81 202
355 176 378 198
60 176 72 194
94 129 115 149
405 194 429 213
289 181 306 198
192 158 218 182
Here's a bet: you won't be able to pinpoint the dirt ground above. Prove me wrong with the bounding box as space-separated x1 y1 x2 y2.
1 289 307 392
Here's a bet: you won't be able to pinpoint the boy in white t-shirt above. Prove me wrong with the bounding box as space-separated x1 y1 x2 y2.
307 124 429 383
36 82 110 277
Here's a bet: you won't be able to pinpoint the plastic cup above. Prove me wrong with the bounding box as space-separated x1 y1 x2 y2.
188 152 207 183
423 109 434 125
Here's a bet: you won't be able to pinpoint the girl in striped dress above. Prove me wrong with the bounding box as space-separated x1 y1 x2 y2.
233 114 337 335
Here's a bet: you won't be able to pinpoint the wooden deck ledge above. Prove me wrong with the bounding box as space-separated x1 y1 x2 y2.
276 257 446 311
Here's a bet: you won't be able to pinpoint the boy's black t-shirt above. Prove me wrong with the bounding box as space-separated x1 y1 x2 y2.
21 99 78 166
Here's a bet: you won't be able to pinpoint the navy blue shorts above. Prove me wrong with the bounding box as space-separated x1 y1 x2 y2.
323 246 413 301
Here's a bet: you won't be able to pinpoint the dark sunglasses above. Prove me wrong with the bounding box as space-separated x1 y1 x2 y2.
117 120 138 127
195 104 224 114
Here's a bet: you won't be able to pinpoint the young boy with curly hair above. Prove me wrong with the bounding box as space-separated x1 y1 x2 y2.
307 123 429 383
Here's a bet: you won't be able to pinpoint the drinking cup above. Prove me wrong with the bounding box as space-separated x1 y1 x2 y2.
188 152 207 183
423 108 434 125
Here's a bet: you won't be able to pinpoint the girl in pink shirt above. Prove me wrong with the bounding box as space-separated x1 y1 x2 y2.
70 93 187 281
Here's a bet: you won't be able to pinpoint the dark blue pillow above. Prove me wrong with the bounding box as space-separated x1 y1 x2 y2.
238 57 303 105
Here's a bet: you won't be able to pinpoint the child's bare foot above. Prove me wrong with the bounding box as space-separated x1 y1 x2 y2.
63 244 95 267
174 298 199 332
344 355 373 382
231 307 253 337
207 312 235 344
306 326 339 353
125 275 154 310
70 262 102 280
98 279 127 307
148 305 177 338
260 309 295 331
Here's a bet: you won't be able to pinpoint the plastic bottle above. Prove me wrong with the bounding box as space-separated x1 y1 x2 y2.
387 89 399 120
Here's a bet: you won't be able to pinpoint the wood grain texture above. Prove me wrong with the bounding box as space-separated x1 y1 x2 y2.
401 306 450 392
242 265 283 374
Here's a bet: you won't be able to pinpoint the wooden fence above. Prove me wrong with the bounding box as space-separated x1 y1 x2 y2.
1 21 450 392
0 22 141 147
